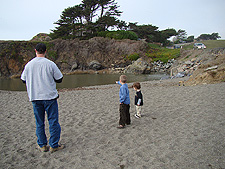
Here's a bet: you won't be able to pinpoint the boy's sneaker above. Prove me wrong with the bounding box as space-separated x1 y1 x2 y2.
50 144 65 153
134 114 140 118
39 145 48 152
117 125 125 129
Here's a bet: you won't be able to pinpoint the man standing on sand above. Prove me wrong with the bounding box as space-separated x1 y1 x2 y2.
21 43 64 153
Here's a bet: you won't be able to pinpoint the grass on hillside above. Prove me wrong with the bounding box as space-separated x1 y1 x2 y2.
145 40 225 63
183 40 225 50
201 40 225 49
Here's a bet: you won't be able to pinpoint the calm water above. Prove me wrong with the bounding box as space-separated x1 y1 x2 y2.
0 73 168 91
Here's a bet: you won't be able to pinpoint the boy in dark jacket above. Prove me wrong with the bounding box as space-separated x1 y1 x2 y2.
132 82 143 118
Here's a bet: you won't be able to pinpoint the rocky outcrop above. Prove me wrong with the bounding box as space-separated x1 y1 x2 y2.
30 33 52 41
53 37 148 73
88 60 102 70
185 49 225 85
122 58 176 74
0 41 34 77
151 59 175 73
125 58 150 74
122 47 225 85
170 58 201 78
70 62 78 71
0 38 148 77
173 48 225 85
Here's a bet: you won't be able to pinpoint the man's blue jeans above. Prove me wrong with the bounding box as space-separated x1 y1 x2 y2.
32 99 61 148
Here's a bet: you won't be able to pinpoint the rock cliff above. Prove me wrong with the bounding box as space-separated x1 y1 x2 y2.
0 37 148 77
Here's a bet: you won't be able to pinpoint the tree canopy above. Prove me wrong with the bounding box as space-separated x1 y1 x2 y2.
50 0 123 39
50 1 221 44
196 33 221 41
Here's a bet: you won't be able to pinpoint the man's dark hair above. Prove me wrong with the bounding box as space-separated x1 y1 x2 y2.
35 43 46 54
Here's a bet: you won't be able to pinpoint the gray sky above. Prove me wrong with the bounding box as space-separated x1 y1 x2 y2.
0 0 225 40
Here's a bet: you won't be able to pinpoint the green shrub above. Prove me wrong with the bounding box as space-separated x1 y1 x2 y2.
148 43 162 49
127 53 140 61
185 55 191 59
97 31 108 37
98 30 138 40
105 31 119 39
146 48 180 63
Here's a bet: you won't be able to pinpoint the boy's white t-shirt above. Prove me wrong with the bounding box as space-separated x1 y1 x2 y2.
21 57 63 101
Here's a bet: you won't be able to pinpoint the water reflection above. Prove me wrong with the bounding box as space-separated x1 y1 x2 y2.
0 73 168 91
0 77 27 91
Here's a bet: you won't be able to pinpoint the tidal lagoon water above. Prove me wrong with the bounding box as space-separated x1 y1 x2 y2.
0 73 168 91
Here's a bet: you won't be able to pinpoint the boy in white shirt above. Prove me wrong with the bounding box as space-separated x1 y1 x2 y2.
132 82 143 118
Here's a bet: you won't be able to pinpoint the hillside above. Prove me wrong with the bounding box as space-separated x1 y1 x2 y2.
183 40 225 49
0 38 149 77
0 39 224 85
173 40 225 85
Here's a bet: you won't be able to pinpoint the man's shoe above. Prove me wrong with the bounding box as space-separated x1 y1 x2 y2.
39 145 48 152
50 144 65 153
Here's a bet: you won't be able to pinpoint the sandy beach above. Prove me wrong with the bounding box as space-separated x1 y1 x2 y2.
0 78 224 169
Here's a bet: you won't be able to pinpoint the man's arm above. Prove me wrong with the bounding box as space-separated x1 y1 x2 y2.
54 77 63 83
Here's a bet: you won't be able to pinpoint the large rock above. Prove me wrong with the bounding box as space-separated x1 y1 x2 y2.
151 59 175 73
70 62 78 71
88 60 102 70
125 58 149 74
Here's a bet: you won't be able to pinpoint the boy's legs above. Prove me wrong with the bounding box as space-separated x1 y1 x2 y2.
119 104 131 126
119 104 126 126
135 105 142 117
32 100 48 148
125 104 131 124
45 99 61 148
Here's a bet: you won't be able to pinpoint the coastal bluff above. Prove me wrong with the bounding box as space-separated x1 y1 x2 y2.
0 38 149 77
1 38 225 86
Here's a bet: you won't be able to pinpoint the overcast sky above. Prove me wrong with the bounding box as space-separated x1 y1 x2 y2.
0 0 225 40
